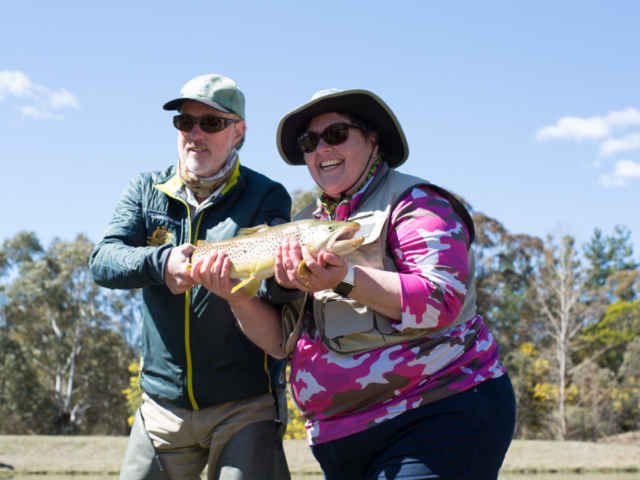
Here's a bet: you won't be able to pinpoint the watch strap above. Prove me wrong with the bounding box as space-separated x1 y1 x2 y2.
333 266 355 297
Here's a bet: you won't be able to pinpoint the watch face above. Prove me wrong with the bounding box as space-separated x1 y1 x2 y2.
333 281 354 297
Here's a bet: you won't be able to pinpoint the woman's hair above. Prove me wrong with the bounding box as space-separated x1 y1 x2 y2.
337 112 374 139
337 111 384 156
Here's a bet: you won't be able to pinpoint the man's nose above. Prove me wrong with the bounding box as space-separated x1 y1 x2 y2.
188 123 205 139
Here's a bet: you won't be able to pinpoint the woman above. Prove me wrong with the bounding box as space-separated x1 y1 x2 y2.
192 88 515 480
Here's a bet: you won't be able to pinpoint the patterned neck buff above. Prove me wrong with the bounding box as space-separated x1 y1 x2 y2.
178 148 238 199
317 158 383 221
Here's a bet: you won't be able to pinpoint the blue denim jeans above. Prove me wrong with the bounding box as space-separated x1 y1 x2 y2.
310 373 516 480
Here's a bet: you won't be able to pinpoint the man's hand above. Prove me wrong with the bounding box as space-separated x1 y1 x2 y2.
164 244 197 294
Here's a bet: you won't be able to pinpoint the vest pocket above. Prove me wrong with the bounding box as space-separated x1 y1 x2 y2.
323 298 375 338
319 298 400 356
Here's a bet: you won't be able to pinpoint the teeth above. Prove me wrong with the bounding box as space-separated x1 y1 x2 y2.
321 159 342 169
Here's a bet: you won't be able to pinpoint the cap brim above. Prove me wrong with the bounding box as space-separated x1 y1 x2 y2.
163 97 234 114
277 90 408 168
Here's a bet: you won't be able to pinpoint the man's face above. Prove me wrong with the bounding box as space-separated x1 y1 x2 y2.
177 100 246 177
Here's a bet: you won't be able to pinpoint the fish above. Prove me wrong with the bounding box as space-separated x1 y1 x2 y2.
189 219 364 297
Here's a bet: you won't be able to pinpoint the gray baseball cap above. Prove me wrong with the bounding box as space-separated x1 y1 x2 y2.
163 74 245 119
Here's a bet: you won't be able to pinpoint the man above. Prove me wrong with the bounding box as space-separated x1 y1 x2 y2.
90 74 292 480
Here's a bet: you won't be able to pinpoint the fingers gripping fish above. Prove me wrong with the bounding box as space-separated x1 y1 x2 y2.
188 219 364 297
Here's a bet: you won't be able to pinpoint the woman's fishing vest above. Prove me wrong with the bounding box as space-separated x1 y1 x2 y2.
290 168 477 357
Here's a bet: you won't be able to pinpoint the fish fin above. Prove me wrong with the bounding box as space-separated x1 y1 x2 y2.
186 263 193 272
196 240 210 247
231 276 262 298
237 224 269 236
297 261 312 278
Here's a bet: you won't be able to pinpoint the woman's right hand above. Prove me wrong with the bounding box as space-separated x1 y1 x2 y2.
274 238 305 290
275 238 348 293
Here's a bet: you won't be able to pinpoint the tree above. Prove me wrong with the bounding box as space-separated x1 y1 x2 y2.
615 335 640 432
0 232 137 434
291 186 322 217
0 232 53 433
584 226 637 296
536 233 590 440
579 299 640 376
472 212 544 356
505 342 557 439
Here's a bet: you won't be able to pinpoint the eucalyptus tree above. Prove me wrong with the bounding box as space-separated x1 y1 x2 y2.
535 233 592 440
472 212 544 355
1 232 137 434
583 226 637 293
291 186 323 217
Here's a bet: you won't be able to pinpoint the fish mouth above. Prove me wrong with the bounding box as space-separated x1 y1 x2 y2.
327 222 364 253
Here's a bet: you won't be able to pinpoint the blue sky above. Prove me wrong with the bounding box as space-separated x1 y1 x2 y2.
2 1 639 259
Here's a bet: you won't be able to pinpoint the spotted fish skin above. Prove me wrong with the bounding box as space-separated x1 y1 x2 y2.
189 219 363 297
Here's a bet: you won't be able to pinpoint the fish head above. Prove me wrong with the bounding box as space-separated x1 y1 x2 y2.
305 220 364 257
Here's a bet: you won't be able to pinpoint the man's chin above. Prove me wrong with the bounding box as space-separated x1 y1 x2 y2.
182 157 213 176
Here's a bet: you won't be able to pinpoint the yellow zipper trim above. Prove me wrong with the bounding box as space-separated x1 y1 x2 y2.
152 160 242 410
264 353 272 394
184 289 198 409
154 173 200 410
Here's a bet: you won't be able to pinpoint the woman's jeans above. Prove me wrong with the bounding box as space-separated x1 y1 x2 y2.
311 373 516 480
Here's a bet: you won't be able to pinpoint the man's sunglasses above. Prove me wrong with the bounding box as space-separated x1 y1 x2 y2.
173 114 239 134
297 123 362 153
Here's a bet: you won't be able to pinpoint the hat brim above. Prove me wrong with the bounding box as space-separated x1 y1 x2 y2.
163 97 234 114
277 90 408 168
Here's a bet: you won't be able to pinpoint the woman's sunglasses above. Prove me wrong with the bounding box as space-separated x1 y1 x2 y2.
173 114 239 134
297 123 362 153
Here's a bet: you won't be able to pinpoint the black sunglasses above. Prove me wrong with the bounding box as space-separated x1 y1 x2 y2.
297 123 362 153
173 114 239 134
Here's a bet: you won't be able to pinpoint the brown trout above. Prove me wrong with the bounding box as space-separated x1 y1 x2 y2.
189 219 364 297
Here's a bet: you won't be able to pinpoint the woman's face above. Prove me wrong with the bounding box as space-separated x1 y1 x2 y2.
303 112 378 199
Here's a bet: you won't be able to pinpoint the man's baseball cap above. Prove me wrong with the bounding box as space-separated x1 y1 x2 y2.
163 74 245 119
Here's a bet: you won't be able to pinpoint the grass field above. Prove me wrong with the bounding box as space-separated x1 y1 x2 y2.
0 434 639 476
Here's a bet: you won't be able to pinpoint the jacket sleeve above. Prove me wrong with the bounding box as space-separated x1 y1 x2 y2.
250 181 292 228
89 174 171 290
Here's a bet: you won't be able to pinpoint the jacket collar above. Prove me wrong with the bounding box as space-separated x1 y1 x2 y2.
154 157 243 199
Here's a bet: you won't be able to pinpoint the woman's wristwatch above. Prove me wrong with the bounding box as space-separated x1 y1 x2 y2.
332 265 355 297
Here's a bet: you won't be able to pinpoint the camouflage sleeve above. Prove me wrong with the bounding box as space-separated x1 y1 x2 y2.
387 185 470 331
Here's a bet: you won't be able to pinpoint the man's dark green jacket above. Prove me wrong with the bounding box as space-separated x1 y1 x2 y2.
89 161 291 410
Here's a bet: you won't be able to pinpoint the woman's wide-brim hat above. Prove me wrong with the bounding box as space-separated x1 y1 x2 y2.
277 89 409 168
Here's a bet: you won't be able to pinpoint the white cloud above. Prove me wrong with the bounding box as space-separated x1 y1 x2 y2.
536 116 610 141
614 159 640 178
48 89 79 109
599 159 640 188
0 71 33 99
535 107 640 142
599 133 640 157
0 70 79 120
604 107 640 127
21 105 63 121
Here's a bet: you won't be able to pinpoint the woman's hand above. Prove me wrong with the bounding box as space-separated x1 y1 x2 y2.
190 251 244 304
274 238 348 292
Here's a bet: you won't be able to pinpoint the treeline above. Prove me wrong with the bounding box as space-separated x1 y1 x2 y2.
1 191 639 440
0 233 139 435
472 214 639 440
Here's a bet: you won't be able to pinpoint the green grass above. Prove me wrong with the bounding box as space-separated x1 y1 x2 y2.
0 436 639 476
